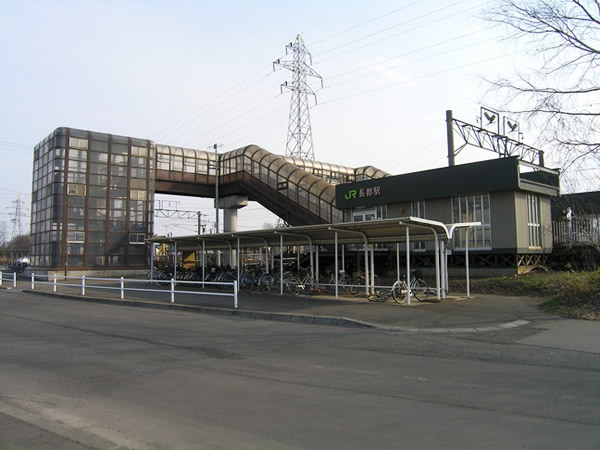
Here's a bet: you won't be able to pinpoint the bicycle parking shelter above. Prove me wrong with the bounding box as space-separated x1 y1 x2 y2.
148 217 480 304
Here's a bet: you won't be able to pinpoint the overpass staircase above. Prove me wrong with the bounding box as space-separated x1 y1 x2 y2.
154 144 390 226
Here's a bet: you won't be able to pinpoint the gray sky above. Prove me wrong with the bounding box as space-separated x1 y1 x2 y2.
1 0 569 238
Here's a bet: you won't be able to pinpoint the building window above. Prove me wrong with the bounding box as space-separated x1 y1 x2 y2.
69 137 88 150
131 167 146 178
184 157 195 173
130 189 146 201
131 146 147 157
411 200 425 218
171 155 183 171
67 231 85 243
352 206 387 222
111 154 128 165
527 193 542 248
129 233 146 244
67 183 86 196
157 153 170 170
452 193 492 249
353 209 375 221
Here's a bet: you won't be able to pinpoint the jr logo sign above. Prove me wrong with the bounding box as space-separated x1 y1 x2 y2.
343 186 381 201
344 190 357 200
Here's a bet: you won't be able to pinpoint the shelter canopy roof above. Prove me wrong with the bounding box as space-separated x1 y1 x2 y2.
148 217 480 251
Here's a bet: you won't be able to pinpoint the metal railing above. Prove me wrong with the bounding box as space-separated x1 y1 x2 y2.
0 271 18 288
1 272 238 309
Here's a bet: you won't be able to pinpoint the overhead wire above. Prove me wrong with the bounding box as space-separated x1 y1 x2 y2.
139 1 492 155
326 34 499 90
320 51 518 105
141 1 431 148
194 102 289 149
325 28 486 82
137 60 275 139
313 1 486 64
178 89 285 147
171 2 493 151
307 0 425 46
151 68 275 142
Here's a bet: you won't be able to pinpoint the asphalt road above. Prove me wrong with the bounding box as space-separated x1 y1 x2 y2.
1 289 599 449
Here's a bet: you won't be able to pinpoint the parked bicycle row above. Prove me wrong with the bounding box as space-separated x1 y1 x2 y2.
146 261 436 302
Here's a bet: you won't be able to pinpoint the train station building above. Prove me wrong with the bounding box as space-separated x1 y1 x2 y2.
30 126 560 284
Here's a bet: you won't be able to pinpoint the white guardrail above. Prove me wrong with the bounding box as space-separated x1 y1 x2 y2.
0 272 238 309
0 271 18 288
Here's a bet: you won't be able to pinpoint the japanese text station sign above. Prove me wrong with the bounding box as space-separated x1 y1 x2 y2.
336 183 384 209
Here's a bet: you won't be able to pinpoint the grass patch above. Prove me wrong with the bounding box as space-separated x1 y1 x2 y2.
450 270 600 320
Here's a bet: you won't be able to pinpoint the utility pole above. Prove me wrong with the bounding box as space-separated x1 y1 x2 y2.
210 143 223 233
197 212 208 235
274 34 323 160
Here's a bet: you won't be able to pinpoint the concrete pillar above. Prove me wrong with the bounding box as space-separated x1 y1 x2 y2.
220 195 248 266
224 209 238 233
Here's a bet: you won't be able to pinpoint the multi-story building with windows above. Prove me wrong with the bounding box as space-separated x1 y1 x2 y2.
31 128 155 275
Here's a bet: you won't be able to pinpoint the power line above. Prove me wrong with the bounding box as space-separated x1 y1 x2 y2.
326 28 486 83
0 140 32 150
127 2 493 157
0 186 31 197
178 90 283 147
313 1 483 64
151 69 275 142
308 0 425 46
321 51 516 105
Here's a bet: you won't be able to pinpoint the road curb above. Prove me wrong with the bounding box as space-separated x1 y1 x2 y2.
20 289 530 333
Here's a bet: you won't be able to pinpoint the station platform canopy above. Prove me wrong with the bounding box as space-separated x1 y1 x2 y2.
148 217 477 251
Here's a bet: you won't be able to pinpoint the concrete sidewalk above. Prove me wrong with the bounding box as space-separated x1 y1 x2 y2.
7 280 552 331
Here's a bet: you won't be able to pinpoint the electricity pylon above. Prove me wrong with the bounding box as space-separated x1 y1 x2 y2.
274 35 323 160
10 195 26 239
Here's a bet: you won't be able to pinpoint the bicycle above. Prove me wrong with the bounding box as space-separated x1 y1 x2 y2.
288 269 320 296
321 269 353 293
367 288 393 302
257 272 274 294
256 270 295 295
391 271 435 304
350 272 380 295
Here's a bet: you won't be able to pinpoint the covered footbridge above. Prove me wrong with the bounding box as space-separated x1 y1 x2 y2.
154 144 390 226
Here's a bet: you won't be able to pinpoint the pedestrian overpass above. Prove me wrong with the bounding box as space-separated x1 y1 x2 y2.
154 144 390 228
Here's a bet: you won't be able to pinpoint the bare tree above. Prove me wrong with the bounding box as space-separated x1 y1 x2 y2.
484 0 600 168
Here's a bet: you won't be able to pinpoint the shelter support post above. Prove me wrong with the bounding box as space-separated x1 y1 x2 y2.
237 238 240 285
316 245 320 283
400 221 442 300
149 242 154 283
173 242 177 283
370 245 375 292
328 227 369 297
280 235 284 295
405 226 411 305
440 240 446 299
396 243 400 282
334 232 339 298
434 233 441 300
202 240 206 288
466 228 471 298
